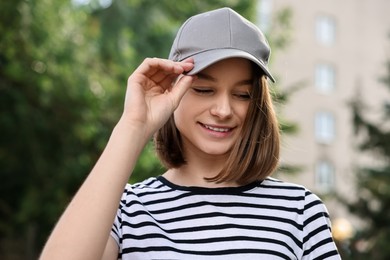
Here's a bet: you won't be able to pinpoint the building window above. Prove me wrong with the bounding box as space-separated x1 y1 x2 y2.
257 0 273 32
315 111 335 143
315 160 335 193
315 63 335 93
315 15 336 45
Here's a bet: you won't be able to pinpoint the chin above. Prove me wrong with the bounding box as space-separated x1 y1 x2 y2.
200 146 232 157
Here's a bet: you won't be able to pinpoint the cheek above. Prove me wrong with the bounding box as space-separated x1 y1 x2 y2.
174 93 190 115
173 104 185 128
236 102 250 121
173 95 193 129
175 93 208 117
176 91 196 110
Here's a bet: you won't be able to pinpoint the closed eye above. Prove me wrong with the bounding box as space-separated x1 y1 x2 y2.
234 92 251 100
192 88 214 95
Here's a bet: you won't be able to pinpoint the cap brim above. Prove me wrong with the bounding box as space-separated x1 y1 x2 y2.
184 49 275 83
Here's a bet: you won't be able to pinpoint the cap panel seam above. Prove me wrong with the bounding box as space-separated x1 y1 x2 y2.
168 8 275 82
175 17 193 60
228 10 232 46
180 47 259 63
193 47 260 63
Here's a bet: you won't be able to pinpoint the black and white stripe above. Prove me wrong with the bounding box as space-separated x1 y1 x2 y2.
111 177 340 259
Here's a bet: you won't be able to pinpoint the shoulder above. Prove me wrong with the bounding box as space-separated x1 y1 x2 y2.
261 177 307 190
262 177 323 197
261 177 327 213
118 176 170 205
124 176 166 193
260 177 308 198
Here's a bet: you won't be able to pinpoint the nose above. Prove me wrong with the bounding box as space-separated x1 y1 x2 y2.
210 94 233 119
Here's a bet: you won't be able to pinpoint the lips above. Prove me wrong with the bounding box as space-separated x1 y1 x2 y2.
201 123 233 133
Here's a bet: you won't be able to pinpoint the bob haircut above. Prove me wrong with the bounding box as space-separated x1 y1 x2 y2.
154 64 280 185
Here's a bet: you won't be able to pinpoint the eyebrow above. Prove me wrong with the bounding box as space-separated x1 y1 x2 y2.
196 72 217 82
196 72 253 86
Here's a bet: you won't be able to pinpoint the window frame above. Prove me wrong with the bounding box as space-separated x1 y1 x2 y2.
315 14 336 46
315 111 336 144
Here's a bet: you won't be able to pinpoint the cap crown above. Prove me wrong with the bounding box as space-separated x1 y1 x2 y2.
169 7 273 81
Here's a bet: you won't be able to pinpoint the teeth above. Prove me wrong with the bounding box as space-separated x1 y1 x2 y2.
204 124 230 132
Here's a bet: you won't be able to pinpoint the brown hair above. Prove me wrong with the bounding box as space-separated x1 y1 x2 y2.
154 68 280 185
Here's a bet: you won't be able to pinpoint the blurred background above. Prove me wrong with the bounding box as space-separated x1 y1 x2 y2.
1 0 389 259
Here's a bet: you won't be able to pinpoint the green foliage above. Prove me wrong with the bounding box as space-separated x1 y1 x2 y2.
0 0 296 258
89 0 259 183
0 0 258 258
266 7 293 53
341 54 390 259
266 6 302 174
0 0 113 257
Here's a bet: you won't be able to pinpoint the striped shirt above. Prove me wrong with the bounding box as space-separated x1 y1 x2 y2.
111 176 340 259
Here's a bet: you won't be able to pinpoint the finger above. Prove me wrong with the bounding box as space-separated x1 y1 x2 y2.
135 58 180 77
170 75 196 108
179 58 195 72
132 58 168 77
135 58 194 78
158 73 178 90
181 57 195 65
159 60 194 81
149 59 194 79
141 60 194 89
149 69 177 85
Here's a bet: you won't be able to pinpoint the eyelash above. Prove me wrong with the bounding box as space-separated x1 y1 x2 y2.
192 88 251 100
235 93 251 100
192 88 213 94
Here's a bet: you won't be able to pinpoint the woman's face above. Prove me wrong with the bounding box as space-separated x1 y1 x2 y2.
174 58 253 160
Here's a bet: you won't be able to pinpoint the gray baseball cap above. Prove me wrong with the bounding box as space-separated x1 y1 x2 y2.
169 7 275 82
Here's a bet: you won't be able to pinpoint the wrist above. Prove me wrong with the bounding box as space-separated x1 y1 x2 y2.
112 117 152 147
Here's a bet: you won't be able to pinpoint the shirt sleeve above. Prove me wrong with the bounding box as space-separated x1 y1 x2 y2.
301 190 341 260
110 185 129 248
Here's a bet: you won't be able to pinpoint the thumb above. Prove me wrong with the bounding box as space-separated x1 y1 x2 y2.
170 75 195 108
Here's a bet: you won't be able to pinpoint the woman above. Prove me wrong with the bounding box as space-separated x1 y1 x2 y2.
40 7 340 260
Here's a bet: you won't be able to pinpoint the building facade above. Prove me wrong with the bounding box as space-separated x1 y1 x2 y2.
259 0 390 228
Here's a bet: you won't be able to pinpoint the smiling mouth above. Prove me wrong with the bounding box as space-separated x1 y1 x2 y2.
202 123 232 133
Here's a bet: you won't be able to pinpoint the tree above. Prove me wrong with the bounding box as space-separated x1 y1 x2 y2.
342 52 390 259
92 0 297 181
89 0 260 183
0 0 295 258
0 0 257 258
0 0 112 258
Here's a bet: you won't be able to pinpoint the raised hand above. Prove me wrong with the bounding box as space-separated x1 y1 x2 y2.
121 57 195 138
40 57 195 260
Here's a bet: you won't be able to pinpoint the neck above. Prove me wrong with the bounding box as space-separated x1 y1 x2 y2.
163 159 238 188
163 143 239 188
